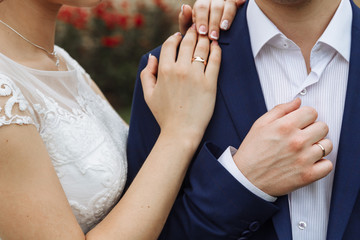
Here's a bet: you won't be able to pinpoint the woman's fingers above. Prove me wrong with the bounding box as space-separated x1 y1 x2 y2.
177 24 198 63
159 32 183 67
191 0 246 38
193 0 211 35
192 36 211 72
140 55 159 100
179 4 193 35
220 0 241 30
208 0 224 40
205 41 222 85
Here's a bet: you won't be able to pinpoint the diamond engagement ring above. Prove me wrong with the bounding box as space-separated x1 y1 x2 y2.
316 143 326 158
192 56 207 66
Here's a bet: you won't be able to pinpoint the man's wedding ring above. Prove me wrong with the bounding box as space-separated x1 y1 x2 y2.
192 56 207 66
316 143 326 158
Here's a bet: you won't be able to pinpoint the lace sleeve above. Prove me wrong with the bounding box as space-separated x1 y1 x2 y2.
0 73 37 128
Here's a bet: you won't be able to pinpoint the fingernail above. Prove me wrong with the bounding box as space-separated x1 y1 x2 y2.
148 53 152 61
212 41 219 46
191 23 196 30
199 25 207 35
174 32 182 36
221 20 229 30
210 31 219 40
181 4 184 14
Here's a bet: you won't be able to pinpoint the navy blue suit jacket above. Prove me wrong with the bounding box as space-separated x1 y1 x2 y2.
127 1 360 239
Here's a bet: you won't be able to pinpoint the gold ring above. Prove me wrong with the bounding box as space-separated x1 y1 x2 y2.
316 143 326 158
192 56 207 66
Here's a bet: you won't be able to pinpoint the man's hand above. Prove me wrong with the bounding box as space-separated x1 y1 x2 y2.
179 0 246 40
233 98 333 197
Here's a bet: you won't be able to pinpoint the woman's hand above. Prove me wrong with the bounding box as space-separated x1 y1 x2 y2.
179 0 246 40
140 25 221 145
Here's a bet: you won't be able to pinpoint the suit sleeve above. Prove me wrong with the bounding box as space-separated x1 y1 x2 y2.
126 47 280 239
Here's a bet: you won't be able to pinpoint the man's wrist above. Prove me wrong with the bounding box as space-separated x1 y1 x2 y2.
218 147 277 202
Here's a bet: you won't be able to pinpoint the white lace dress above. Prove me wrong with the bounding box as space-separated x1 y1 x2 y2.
0 46 128 233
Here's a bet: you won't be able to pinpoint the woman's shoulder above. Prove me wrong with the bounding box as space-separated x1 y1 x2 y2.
0 72 38 128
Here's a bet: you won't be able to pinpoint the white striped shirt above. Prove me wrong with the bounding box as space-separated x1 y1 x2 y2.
218 0 352 239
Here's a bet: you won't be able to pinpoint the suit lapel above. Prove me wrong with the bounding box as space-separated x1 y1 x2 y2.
218 3 292 239
218 2 267 141
327 2 360 239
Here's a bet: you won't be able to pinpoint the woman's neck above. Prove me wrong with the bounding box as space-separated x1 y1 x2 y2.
0 0 60 52
0 0 63 70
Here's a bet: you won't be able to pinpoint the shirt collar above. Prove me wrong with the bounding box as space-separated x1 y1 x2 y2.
247 0 352 62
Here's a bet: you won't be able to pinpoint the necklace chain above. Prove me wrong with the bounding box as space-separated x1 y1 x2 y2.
0 19 60 69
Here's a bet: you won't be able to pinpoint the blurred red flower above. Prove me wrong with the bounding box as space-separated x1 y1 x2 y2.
134 14 144 28
58 6 89 29
101 12 118 29
153 0 169 12
93 1 114 18
117 14 128 29
101 35 124 48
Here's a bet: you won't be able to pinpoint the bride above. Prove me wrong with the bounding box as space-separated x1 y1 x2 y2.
0 0 242 239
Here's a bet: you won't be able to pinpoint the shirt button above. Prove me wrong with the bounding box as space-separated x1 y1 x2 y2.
283 42 289 49
298 221 307 230
300 88 307 96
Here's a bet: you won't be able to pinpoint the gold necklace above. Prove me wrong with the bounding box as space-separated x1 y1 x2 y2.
0 19 60 69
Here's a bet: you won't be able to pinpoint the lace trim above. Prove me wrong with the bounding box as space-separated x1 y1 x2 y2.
0 73 36 127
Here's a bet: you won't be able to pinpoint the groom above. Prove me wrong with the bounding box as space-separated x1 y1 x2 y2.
127 0 360 239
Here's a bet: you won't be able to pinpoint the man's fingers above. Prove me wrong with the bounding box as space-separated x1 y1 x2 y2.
193 0 210 35
177 24 198 63
282 106 318 129
205 41 222 86
141 55 159 100
309 159 333 182
159 32 183 67
208 0 224 40
311 139 333 159
220 0 238 30
302 121 329 144
179 4 193 35
260 98 302 124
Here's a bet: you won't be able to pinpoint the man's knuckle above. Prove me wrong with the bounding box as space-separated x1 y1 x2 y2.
289 136 305 152
303 106 318 118
300 169 314 184
277 121 293 135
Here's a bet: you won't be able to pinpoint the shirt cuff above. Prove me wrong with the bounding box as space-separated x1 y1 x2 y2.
218 146 277 202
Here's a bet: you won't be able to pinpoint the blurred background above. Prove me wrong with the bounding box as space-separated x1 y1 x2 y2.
56 0 360 123
56 0 193 123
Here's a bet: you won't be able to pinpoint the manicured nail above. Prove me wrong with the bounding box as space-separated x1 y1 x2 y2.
210 31 219 40
199 25 207 35
174 32 182 36
212 41 219 46
191 23 196 30
148 53 152 61
221 20 229 30
181 4 184 14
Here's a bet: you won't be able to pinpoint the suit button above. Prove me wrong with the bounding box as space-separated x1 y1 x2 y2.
241 230 252 237
249 221 260 232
